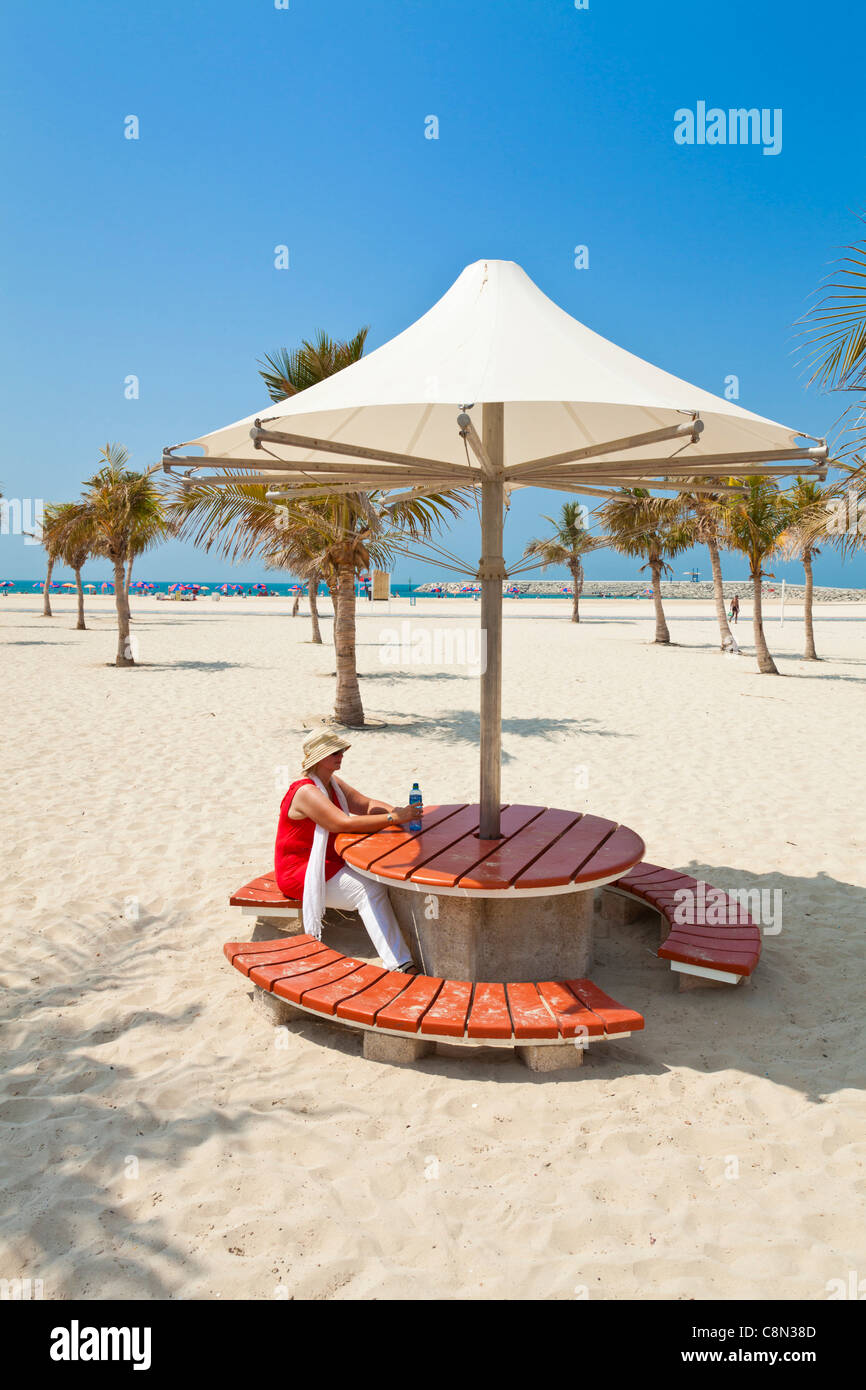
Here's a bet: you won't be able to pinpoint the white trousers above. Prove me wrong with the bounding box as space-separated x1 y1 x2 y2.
324 866 411 972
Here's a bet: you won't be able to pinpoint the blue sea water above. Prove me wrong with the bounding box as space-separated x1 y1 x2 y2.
0 579 572 598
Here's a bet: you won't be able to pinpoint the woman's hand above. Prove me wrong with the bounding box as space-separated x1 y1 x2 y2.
388 804 416 825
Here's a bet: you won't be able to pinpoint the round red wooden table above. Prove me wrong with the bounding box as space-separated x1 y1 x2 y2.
335 803 644 983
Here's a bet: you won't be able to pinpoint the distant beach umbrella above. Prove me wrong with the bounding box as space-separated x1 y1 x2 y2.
100 581 114 592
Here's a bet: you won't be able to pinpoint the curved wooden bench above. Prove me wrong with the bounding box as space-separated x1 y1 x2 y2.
230 873 301 920
223 935 644 1071
604 862 762 987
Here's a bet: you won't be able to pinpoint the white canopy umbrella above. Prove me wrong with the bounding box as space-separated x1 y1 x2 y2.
163 259 828 835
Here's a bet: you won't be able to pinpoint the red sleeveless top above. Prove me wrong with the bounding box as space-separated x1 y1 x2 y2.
274 778 345 899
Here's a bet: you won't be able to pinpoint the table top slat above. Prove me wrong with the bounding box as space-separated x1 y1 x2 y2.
510 813 618 889
340 804 500 882
335 803 467 869
409 804 546 888
339 802 643 894
456 807 582 889
572 826 647 884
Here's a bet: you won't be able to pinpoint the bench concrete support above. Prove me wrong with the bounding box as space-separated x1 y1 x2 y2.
252 915 304 939
362 1032 434 1064
253 989 307 1026
518 1043 584 1072
600 889 647 925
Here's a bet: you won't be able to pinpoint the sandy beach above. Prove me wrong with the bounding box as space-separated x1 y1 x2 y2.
1 591 864 1301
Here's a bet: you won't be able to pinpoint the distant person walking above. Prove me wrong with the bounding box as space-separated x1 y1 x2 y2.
729 593 740 624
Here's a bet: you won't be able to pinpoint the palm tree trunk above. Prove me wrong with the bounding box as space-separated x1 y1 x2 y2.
707 538 732 650
74 565 86 630
803 550 817 659
751 569 778 674
651 560 670 643
291 592 300 617
125 558 133 599
42 558 54 616
114 558 134 666
333 564 364 726
570 560 581 622
308 572 322 644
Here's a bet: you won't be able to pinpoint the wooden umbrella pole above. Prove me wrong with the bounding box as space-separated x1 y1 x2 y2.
479 403 505 840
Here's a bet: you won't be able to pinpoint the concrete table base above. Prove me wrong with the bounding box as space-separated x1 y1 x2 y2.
388 883 595 983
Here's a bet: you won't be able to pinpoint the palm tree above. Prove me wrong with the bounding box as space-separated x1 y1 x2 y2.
523 501 596 622
799 218 866 459
42 503 92 629
258 328 370 401
798 220 866 548
64 445 168 666
779 478 840 661
723 476 787 674
677 480 734 650
598 490 692 643
38 504 63 618
168 482 462 725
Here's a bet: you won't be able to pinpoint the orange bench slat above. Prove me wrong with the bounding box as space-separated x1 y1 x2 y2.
566 979 645 1034
535 980 605 1037
467 982 512 1039
374 975 444 1033
232 939 328 977
506 982 559 1039
659 940 759 974
229 873 301 909
275 956 365 1004
224 934 316 965
250 946 342 990
418 980 473 1037
300 963 387 1016
335 970 415 1025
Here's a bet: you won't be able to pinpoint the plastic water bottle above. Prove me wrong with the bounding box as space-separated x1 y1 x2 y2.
409 783 423 833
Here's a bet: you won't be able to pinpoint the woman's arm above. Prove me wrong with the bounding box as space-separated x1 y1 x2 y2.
292 782 412 834
333 776 395 815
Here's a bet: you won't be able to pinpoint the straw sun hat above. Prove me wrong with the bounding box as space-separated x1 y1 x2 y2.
300 729 351 773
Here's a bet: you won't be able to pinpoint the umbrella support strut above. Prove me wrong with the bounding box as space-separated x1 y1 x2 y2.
479 402 505 840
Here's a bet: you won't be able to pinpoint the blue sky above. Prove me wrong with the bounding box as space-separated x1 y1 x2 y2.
2 0 864 586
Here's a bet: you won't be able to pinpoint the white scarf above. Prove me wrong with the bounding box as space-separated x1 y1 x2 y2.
302 773 350 940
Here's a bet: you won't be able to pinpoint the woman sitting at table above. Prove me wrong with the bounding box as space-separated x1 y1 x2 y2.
275 730 418 973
